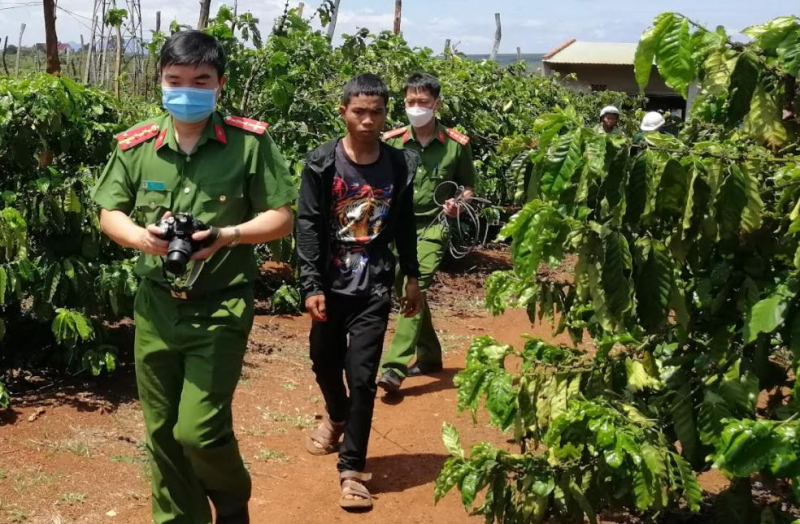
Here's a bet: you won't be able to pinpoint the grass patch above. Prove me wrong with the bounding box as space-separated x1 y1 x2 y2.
254 448 289 463
58 492 87 504
4 505 32 523
30 427 106 458
11 467 61 495
242 426 266 438
260 405 316 430
111 443 151 482
111 454 137 464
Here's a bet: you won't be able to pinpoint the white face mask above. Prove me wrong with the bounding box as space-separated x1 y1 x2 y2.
406 106 435 128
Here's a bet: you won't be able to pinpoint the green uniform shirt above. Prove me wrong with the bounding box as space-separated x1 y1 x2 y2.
92 111 297 294
383 122 477 222
594 123 625 136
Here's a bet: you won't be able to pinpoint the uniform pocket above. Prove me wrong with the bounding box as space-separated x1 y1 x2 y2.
134 188 174 225
198 181 245 225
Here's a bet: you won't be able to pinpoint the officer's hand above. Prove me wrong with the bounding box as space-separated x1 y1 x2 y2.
443 198 462 218
190 227 233 261
402 278 422 318
141 211 172 256
306 294 327 322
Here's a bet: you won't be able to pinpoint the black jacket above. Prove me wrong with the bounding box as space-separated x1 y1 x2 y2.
296 138 421 299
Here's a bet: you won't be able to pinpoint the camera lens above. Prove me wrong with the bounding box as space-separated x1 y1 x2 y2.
165 238 193 275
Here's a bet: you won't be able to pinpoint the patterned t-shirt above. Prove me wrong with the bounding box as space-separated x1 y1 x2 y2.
328 141 394 296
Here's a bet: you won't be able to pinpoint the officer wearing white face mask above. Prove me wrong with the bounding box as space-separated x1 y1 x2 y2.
377 72 478 394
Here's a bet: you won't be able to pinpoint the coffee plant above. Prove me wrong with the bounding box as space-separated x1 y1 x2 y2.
439 12 800 524
0 74 155 406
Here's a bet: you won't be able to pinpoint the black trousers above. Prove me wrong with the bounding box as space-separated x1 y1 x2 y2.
309 290 391 472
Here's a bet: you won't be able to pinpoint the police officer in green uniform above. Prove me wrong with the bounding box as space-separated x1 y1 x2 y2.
92 31 295 524
377 73 477 393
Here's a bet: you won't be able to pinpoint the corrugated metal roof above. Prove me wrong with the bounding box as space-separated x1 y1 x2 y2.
543 41 637 65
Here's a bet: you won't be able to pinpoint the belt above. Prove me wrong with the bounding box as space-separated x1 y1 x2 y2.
147 281 207 301
149 280 251 301
170 289 190 300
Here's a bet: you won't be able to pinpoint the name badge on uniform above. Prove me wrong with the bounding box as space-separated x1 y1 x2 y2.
143 181 167 191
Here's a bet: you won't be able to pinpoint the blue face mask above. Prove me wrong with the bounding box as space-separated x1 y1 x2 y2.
161 86 217 123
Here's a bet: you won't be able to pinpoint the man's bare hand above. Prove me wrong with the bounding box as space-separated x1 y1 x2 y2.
190 227 232 261
401 278 422 318
306 294 327 322
443 198 462 218
140 211 172 256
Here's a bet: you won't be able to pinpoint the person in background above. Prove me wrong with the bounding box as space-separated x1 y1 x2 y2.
597 105 624 135
297 73 421 510
376 72 477 394
92 31 296 524
633 111 667 143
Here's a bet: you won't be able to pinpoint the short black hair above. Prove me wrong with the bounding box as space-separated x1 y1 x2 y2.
341 73 389 106
160 30 226 79
404 72 441 99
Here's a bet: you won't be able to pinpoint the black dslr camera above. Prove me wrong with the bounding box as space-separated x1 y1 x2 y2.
155 213 219 275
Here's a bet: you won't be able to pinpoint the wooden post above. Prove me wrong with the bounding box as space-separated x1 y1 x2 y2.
327 0 341 40
1 36 8 76
43 0 61 75
14 24 25 77
198 0 211 29
153 11 161 87
77 35 84 80
490 13 502 62
114 19 122 98
98 1 107 86
105 42 111 88
393 0 402 35
231 2 237 34
83 4 97 84
83 15 99 85
127 14 138 96
35 47 41 73
444 39 451 55
517 46 521 62
297 2 304 17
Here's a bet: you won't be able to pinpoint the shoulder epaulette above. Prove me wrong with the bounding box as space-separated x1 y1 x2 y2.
382 127 407 140
117 123 160 151
224 115 269 135
446 128 470 146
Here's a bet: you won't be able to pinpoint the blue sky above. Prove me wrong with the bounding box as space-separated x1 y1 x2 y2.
0 0 797 54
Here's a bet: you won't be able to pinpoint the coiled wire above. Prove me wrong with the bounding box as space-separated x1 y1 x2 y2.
419 181 496 259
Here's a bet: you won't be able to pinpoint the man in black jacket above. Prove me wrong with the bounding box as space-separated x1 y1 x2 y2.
296 73 421 510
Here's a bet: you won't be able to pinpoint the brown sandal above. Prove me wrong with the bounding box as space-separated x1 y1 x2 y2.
339 470 373 510
305 417 345 456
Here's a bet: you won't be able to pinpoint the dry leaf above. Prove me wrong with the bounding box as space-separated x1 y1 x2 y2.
27 407 45 422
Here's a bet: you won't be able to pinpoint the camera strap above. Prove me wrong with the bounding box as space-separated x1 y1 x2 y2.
161 259 206 292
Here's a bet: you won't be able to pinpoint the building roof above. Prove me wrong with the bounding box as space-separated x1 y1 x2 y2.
543 40 637 65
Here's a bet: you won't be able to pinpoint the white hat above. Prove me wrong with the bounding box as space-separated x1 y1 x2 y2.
600 105 620 118
640 111 666 132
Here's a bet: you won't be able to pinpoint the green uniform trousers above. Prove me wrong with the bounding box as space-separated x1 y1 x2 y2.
134 280 254 524
381 223 447 378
